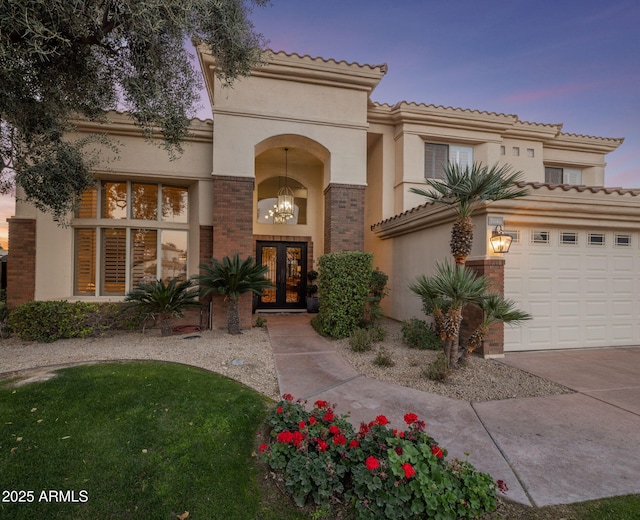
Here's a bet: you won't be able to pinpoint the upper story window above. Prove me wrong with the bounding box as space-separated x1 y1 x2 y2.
545 167 582 185
73 182 189 297
256 177 307 225
424 143 473 180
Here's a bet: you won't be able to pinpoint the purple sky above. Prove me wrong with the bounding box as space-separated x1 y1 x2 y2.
2 1 638 249
245 0 640 187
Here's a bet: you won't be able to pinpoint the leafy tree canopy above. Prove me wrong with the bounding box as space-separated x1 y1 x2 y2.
0 0 268 220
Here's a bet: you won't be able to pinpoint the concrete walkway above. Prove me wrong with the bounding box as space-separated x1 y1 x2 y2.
267 313 640 508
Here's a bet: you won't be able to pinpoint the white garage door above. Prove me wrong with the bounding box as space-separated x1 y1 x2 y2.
504 227 640 351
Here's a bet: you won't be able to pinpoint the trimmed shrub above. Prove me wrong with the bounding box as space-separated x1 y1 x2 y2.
401 318 442 350
7 301 144 342
311 252 373 338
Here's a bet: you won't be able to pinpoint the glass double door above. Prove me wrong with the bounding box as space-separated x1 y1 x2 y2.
256 242 307 309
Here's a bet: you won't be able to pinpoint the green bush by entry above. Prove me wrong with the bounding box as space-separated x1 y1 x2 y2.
7 301 144 342
401 318 442 350
312 251 373 338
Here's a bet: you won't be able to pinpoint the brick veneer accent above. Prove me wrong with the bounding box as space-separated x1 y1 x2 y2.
461 258 506 357
7 218 36 308
323 183 365 253
210 176 255 330
198 225 214 328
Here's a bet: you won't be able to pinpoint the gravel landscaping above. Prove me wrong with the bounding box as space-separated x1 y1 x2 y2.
0 315 572 403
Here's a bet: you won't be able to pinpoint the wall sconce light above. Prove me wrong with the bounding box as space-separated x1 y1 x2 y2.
490 225 512 253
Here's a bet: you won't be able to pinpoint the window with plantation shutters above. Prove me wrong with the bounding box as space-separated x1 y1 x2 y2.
131 229 158 287
74 229 96 295
74 182 189 296
424 143 473 179
102 229 126 295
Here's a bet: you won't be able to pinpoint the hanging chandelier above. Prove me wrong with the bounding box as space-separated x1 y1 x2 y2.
276 148 295 220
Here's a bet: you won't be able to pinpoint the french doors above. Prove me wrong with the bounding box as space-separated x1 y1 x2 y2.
256 241 307 309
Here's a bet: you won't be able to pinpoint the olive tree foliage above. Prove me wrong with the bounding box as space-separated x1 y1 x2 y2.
0 0 268 220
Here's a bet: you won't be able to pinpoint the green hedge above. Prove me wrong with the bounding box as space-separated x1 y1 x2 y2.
312 251 373 338
7 301 144 342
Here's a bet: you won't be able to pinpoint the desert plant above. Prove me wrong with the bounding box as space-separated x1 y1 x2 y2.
425 352 450 382
373 346 395 367
410 262 489 368
124 278 200 336
349 327 373 352
362 268 389 327
194 254 272 334
401 318 442 350
410 162 527 265
466 293 532 356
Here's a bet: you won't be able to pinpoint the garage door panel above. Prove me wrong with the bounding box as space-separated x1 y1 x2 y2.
586 255 608 271
504 227 639 351
529 253 553 271
557 301 580 318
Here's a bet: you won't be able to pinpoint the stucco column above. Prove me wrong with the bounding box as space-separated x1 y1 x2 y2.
210 175 255 330
323 183 366 253
461 258 505 357
7 217 36 308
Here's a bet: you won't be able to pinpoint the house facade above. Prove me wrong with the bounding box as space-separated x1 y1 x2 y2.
8 48 640 354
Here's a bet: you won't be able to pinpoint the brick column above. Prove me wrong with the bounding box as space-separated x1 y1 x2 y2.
210 176 255 330
461 258 505 357
323 183 365 253
7 218 36 308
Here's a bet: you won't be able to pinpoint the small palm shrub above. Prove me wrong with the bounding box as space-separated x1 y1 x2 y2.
258 395 500 519
125 278 200 336
401 318 442 350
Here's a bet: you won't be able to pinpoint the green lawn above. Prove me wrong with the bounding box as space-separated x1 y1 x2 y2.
0 362 307 520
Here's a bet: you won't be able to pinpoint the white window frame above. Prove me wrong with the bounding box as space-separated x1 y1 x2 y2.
531 230 550 244
545 166 583 185
424 142 473 179
615 233 631 247
588 233 605 247
560 231 578 245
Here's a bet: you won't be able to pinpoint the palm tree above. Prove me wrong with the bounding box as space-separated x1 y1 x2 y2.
194 254 272 334
410 162 528 265
124 278 200 336
465 294 532 357
410 262 489 368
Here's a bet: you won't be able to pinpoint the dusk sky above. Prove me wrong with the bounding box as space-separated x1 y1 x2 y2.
2 0 638 249
245 0 639 187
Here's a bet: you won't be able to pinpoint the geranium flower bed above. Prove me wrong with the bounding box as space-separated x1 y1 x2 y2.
258 394 502 519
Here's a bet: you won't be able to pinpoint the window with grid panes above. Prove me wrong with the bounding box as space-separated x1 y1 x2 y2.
73 182 189 296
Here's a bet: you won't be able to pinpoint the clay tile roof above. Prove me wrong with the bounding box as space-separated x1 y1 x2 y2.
516 181 640 196
267 49 388 72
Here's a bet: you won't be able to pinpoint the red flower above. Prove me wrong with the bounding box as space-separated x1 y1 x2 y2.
497 480 509 494
316 439 328 452
404 413 419 425
299 421 306 430
431 445 443 459
349 439 360 449
359 423 370 435
282 393 294 402
365 456 380 471
394 446 403 456
333 434 347 446
401 463 416 479
329 425 340 435
276 406 283 414
258 443 269 453
323 412 334 422
277 431 294 444
292 431 304 447
393 429 405 438
309 416 317 425
314 400 328 409
375 415 389 425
